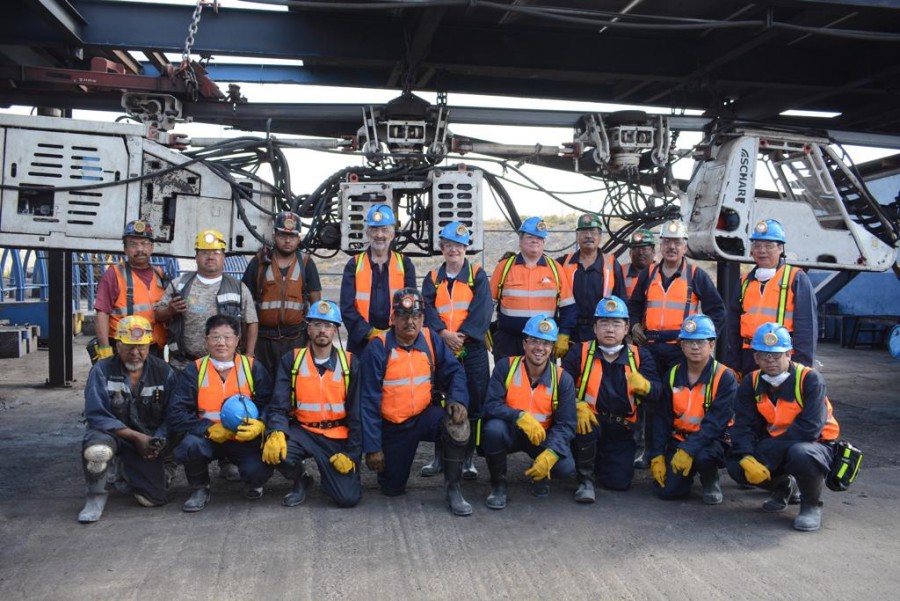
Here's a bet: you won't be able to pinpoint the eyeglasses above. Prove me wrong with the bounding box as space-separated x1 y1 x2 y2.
307 321 336 330
750 241 780 251
595 320 625 330
524 337 554 348
680 339 710 349
755 351 784 361
197 250 223 257
206 334 237 342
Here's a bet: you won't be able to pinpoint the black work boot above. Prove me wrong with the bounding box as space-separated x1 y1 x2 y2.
280 460 314 507
420 439 443 477
443 441 473 516
182 461 211 513
485 452 508 510
794 476 825 532
762 475 798 513
574 440 597 504
700 468 723 505
462 420 479 480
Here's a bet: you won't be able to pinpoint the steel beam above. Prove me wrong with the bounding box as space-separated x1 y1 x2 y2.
46 250 74 387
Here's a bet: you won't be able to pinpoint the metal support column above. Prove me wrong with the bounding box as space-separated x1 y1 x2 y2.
46 251 74 387
715 260 740 361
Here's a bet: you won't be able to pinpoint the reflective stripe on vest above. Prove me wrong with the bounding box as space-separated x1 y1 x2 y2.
576 341 640 423
354 252 405 322
561 252 616 299
495 254 563 318
377 329 435 424
110 262 166 349
668 360 726 441
431 263 479 332
504 355 559 428
645 262 698 334
289 346 351 439
752 364 839 440
624 261 655 299
257 253 307 328
739 264 797 346
168 273 243 357
195 354 255 424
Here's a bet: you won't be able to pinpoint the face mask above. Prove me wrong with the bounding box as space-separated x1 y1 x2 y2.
600 344 624 355
209 358 235 370
756 268 777 282
761 372 790 387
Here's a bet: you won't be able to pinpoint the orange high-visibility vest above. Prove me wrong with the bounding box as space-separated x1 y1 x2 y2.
430 262 480 332
257 252 308 328
490 255 571 320
195 355 255 423
289 347 351 439
668 360 729 441
377 329 435 424
752 364 839 440
624 261 655 299
504 356 560 429
110 262 166 349
739 264 798 347
576 341 641 424
560 252 617 299
354 252 405 322
644 262 699 335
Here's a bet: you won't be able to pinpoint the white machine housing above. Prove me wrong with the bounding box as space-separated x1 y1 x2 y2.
682 128 897 271
0 113 274 257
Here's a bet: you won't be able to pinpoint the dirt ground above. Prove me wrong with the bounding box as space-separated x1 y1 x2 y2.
1 338 898 600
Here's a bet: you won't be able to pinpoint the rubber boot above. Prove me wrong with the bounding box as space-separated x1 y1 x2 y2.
762 475 798 513
182 461 211 513
485 452 508 510
700 468 723 505
633 449 649 470
78 472 109 523
420 439 443 477
282 461 314 507
794 476 825 532
573 440 597 504
462 421 479 480
443 440 473 516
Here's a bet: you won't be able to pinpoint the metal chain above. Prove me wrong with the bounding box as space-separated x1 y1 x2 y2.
182 0 205 67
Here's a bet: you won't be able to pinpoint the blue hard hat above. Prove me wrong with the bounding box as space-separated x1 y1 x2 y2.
220 394 259 432
594 295 629 319
439 221 471 246
365 204 396 227
750 219 786 243
522 314 559 342
750 322 793 352
679 314 717 340
307 300 342 325
518 216 548 239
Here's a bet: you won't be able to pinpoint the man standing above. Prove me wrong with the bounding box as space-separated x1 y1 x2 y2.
78 316 177 523
155 229 259 371
421 222 492 480
359 288 472 516
725 219 817 377
242 211 322 377
481 315 577 509
622 228 657 299
726 323 840 532
93 220 167 358
264 300 362 508
557 213 626 344
340 204 417 354
167 315 274 512
490 216 576 360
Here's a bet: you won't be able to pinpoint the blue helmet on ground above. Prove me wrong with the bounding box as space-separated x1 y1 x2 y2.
522 314 559 342
518 216 548 239
594 295 629 319
750 219 786 243
220 394 259 431
307 300 342 325
365 204 396 227
750 322 793 352
439 221 471 246
680 314 717 340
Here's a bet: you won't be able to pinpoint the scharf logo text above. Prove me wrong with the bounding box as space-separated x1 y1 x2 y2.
735 148 751 203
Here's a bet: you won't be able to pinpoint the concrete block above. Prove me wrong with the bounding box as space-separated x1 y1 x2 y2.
0 328 27 359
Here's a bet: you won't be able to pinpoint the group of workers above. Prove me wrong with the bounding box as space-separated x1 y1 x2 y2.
80 204 839 533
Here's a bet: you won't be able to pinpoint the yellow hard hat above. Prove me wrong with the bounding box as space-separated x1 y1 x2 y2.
116 315 153 345
195 229 227 250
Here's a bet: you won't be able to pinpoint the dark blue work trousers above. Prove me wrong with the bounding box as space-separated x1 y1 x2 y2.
480 418 575 479
174 433 273 487
654 439 727 500
283 423 361 507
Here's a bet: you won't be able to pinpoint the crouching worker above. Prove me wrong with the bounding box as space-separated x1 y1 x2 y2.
79 316 177 523
649 314 737 504
481 315 576 509
167 314 274 512
726 322 840 531
359 288 473 516
264 300 362 508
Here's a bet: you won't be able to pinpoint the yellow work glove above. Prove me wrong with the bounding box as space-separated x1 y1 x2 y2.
234 418 266 442
650 455 667 487
368 328 388 340
516 411 547 446
575 402 599 436
524 449 559 481
262 431 287 464
329 453 356 474
739 455 771 485
554 334 571 359
97 345 114 360
627 371 652 396
670 448 694 476
206 423 235 444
